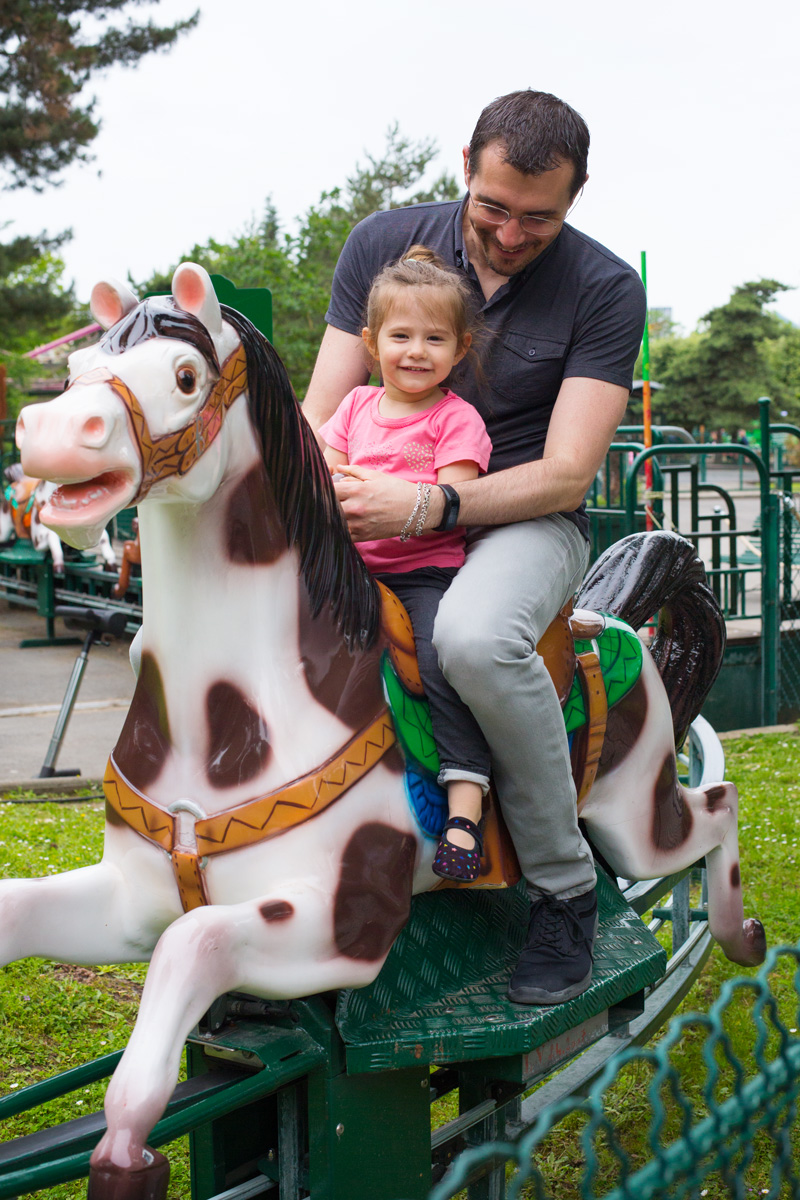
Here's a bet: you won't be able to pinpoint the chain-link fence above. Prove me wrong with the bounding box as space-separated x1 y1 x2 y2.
425 944 800 1200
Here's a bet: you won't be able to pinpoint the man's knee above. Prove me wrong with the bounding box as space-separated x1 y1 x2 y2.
433 603 534 688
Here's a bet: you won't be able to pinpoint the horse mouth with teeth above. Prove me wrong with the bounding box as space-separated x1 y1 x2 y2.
42 471 138 527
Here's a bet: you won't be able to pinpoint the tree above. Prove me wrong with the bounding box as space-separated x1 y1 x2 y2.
0 1 197 427
137 127 459 397
633 279 793 431
0 230 74 351
763 324 800 423
1 0 199 190
0 232 79 424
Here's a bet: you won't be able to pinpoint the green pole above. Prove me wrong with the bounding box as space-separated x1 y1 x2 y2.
640 252 653 529
759 396 779 725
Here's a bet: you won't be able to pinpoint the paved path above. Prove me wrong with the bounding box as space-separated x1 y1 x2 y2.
0 601 135 788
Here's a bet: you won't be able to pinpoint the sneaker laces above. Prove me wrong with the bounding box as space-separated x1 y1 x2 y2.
526 896 590 957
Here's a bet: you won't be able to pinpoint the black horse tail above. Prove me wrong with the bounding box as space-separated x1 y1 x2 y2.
575 531 725 749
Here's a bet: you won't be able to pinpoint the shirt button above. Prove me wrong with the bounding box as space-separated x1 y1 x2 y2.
529 349 536 356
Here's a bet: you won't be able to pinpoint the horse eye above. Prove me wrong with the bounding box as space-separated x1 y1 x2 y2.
177 367 197 394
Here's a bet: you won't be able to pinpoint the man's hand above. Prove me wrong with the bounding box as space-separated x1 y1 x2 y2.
334 465 444 541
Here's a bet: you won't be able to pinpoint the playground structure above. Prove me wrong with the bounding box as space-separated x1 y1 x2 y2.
0 274 792 1199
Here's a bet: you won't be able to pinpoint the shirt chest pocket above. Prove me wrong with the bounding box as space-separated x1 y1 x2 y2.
493 332 568 402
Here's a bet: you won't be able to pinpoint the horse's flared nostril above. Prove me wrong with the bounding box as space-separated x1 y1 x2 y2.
15 414 25 450
82 415 108 447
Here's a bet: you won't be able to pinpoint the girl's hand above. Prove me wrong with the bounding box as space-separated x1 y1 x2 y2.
333 465 442 540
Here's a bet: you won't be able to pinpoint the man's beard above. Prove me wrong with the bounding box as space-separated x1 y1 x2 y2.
473 224 546 277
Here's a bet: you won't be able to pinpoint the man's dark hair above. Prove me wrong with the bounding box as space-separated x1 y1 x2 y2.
468 90 589 197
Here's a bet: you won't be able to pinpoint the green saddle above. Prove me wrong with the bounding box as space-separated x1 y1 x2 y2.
382 611 644 776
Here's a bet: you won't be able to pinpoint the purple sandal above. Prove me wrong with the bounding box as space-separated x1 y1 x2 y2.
432 816 484 882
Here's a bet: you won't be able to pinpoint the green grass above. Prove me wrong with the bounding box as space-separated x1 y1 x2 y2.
1 732 800 1199
510 729 800 1200
0 799 190 1199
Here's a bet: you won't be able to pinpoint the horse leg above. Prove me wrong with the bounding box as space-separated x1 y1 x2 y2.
89 893 379 1197
678 780 766 966
582 651 766 967
584 769 766 967
0 861 171 967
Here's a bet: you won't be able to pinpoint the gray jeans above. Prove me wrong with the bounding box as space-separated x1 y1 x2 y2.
432 513 595 900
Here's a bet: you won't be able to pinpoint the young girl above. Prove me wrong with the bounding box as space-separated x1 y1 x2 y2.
320 246 492 882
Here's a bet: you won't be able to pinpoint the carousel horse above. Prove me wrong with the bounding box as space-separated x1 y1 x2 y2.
9 263 765 1199
1 463 116 571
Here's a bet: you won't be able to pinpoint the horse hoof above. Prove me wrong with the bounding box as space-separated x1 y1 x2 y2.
88 1148 169 1200
742 917 767 966
722 918 767 968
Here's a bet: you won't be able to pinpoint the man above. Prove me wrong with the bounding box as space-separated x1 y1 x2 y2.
303 90 646 1005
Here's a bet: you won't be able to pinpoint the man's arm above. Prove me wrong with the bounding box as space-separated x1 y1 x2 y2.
302 326 371 438
334 377 629 539
454 376 629 524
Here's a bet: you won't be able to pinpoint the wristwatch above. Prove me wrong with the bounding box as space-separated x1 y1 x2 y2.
435 484 461 532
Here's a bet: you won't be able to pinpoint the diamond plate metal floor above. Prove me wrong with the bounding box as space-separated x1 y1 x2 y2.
336 868 667 1072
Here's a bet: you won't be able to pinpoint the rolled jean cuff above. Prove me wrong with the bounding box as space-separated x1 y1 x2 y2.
438 766 491 796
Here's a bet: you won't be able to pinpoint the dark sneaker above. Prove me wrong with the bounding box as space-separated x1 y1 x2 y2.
507 888 599 1005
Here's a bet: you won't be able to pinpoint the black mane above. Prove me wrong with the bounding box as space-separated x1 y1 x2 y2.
220 305 381 651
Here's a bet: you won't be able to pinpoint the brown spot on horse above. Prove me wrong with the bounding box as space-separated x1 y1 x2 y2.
596 677 648 779
205 682 271 788
226 465 286 565
298 580 385 730
113 652 172 790
652 753 693 850
730 863 741 888
260 900 295 922
705 785 726 812
333 823 416 961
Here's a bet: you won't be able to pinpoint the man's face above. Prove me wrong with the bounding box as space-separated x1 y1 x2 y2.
463 142 579 277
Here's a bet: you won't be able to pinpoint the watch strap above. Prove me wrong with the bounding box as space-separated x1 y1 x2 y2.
435 484 461 532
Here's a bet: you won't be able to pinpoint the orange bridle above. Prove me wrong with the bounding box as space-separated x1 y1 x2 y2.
67 343 248 503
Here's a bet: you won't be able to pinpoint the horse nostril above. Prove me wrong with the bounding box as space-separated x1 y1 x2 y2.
15 414 25 449
82 415 107 446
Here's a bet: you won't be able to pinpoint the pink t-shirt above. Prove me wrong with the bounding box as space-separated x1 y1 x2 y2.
320 385 492 573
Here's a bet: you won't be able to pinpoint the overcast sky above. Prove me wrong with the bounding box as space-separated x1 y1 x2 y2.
5 0 800 338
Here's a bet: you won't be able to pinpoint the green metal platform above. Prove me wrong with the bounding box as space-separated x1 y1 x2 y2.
179 867 666 1199
336 869 666 1073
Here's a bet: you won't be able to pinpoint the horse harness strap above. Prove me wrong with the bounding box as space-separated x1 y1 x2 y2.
103 709 397 912
67 343 249 505
574 650 608 811
8 480 37 540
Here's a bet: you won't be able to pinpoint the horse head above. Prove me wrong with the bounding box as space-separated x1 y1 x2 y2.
17 262 377 647
16 264 244 551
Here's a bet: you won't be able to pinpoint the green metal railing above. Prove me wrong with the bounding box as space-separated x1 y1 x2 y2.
424 944 800 1200
583 401 800 728
620 440 779 726
759 405 800 719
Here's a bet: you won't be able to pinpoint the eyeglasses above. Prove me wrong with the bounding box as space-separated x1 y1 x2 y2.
469 195 561 235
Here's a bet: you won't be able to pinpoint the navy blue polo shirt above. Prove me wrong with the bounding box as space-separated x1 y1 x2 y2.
325 197 646 538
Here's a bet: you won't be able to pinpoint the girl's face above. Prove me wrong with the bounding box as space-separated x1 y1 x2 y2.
363 291 470 405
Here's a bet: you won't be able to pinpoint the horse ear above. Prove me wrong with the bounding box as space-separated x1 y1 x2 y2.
172 262 222 335
90 279 139 329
